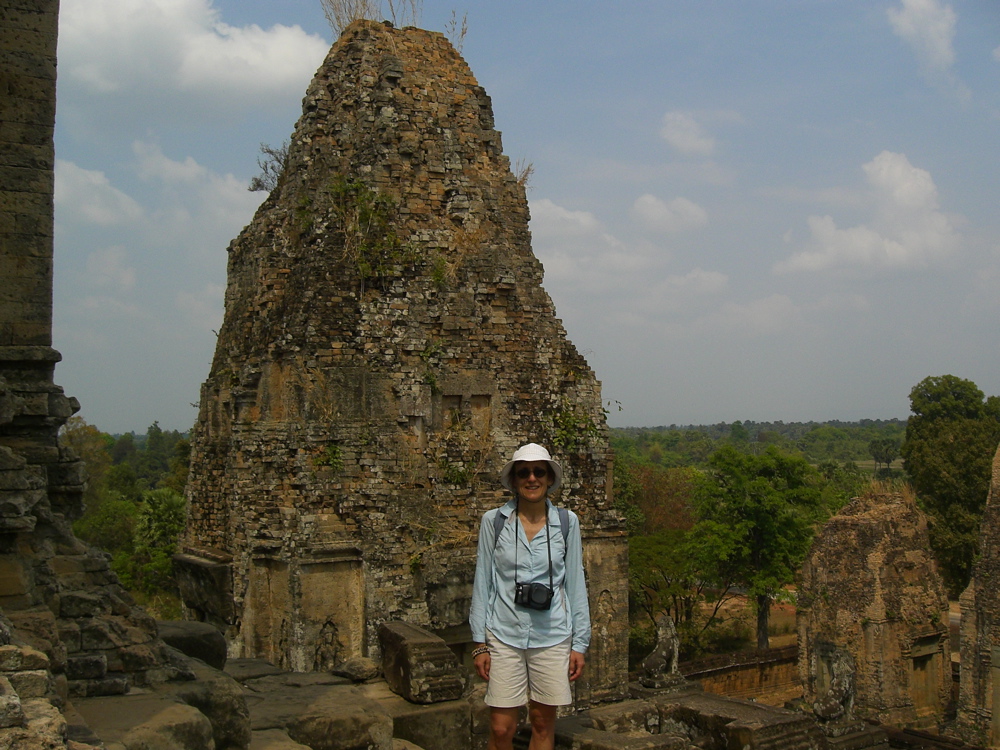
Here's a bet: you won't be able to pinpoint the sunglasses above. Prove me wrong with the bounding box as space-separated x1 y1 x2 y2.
515 466 550 480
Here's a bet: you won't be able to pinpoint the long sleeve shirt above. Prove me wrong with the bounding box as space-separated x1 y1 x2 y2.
469 498 591 653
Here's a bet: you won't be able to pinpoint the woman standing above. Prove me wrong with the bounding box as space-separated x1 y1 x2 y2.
469 443 591 750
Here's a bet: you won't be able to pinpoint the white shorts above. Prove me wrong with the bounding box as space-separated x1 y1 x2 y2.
484 631 572 707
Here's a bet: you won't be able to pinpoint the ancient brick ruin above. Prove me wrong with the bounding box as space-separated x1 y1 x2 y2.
0 0 189 744
957 443 1000 746
177 20 629 705
798 490 951 730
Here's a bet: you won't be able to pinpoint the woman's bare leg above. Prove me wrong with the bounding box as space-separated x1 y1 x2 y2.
527 701 557 750
488 706 520 750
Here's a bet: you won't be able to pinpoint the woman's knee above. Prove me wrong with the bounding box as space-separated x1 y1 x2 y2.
490 707 519 741
528 702 557 735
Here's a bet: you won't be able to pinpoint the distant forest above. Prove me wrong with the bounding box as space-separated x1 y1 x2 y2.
611 419 906 468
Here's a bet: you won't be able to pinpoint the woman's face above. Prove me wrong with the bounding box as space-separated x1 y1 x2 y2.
513 460 553 504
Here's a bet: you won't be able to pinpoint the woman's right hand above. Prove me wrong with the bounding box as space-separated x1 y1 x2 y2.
474 651 491 681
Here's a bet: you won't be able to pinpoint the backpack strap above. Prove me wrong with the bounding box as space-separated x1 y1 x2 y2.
492 508 508 550
492 505 570 558
558 507 569 554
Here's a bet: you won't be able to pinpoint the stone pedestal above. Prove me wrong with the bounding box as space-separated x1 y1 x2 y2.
379 622 465 704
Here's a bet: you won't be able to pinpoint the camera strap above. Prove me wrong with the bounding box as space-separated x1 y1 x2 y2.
513 504 553 592
493 505 569 558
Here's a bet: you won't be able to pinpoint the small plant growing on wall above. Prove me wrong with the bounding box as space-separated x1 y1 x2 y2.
439 458 471 486
317 176 416 295
548 397 600 453
314 445 344 473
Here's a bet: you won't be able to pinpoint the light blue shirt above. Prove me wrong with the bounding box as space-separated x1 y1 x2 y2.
469 498 591 653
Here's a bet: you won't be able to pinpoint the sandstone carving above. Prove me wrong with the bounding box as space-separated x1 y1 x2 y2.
641 613 687 691
178 18 627 705
798 490 951 730
379 621 465 704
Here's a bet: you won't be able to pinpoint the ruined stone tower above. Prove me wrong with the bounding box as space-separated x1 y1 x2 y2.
957 443 1000 747
178 21 628 704
798 490 951 730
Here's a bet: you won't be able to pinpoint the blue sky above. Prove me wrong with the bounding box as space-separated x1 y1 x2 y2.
52 0 1000 433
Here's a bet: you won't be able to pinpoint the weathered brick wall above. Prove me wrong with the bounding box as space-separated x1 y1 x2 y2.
180 20 628 705
798 492 951 730
0 0 58 348
956 443 1000 746
0 2 172 733
681 646 801 706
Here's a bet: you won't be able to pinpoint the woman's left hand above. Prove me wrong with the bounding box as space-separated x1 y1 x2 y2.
568 650 585 682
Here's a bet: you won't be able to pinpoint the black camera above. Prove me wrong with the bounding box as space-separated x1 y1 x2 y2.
514 582 554 611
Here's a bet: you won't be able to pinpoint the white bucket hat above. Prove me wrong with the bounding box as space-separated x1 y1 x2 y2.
499 443 562 493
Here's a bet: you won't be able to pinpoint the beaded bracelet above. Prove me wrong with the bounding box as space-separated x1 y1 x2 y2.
471 646 490 658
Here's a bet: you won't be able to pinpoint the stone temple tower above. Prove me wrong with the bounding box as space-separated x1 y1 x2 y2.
957 443 1000 747
177 21 628 704
798 490 951 730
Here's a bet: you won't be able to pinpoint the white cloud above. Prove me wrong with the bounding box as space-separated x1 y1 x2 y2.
774 151 959 274
129 141 262 250
54 160 144 226
134 141 209 184
887 0 956 72
660 112 715 156
81 295 140 317
530 197 727 331
85 246 136 291
177 283 224 332
531 199 643 293
59 0 329 100
631 194 708 233
638 268 728 316
705 294 803 337
530 198 602 238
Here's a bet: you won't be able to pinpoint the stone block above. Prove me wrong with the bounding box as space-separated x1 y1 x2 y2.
122 702 215 750
163 648 251 750
251 728 312 750
0 556 30 596
173 552 236 627
56 619 81 654
361 680 470 750
65 654 106 681
21 697 65 741
587 699 660 735
0 676 24 729
331 656 380 682
157 620 227 670
0 644 48 672
58 590 104 619
7 609 64 672
6 669 50 699
248 682 392 750
119 643 161 672
68 675 128 698
379 621 466 704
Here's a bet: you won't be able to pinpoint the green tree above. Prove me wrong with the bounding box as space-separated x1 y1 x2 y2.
131 488 187 594
111 432 137 465
868 438 899 474
158 438 191 494
613 455 646 536
74 493 138 553
689 444 824 648
59 417 113 509
901 375 1000 595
